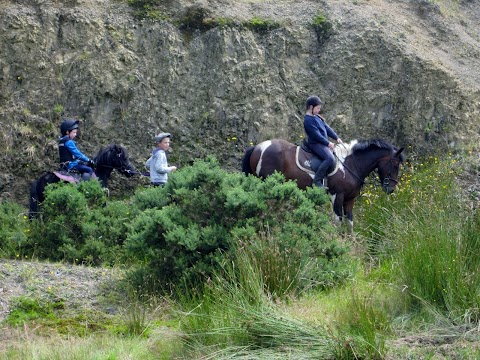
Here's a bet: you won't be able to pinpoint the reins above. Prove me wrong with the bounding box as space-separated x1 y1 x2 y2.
95 163 149 177
332 144 398 190
332 144 365 186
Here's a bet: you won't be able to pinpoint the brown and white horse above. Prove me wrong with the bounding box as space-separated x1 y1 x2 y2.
242 139 405 228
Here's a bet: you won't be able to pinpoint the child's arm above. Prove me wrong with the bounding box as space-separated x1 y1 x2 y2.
65 140 90 162
153 152 176 174
325 123 339 141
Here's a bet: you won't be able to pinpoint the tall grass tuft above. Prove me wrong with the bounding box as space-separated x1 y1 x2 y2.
239 225 309 299
357 153 480 325
329 284 393 359
176 245 336 358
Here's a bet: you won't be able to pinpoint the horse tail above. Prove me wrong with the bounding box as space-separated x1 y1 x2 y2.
28 179 40 219
241 146 255 175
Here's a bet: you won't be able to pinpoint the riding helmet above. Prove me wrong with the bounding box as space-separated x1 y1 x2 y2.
60 119 79 135
305 96 323 109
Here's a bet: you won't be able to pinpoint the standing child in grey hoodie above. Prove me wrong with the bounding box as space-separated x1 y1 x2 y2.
145 132 177 186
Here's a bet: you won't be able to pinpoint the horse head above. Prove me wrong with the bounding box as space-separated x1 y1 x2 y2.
95 144 138 178
377 147 405 194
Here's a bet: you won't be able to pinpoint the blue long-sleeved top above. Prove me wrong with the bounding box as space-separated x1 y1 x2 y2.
304 114 339 146
58 136 91 170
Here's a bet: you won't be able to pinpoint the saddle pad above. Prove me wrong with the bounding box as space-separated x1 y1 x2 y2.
53 171 81 184
295 147 316 175
295 142 355 177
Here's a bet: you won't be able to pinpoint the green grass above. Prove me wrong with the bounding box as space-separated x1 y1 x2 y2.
243 16 280 32
174 248 337 358
356 150 480 329
1 150 480 359
0 332 181 360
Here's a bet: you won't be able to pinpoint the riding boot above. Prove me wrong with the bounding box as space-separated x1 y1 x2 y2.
313 163 330 189
81 172 92 181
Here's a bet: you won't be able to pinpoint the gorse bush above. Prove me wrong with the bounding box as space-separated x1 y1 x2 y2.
28 180 127 265
24 156 347 295
126 156 348 295
28 182 89 261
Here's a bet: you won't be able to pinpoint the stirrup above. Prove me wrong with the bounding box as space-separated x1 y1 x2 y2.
314 178 328 190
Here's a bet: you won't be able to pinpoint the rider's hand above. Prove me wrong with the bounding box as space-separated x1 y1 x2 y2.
170 166 177 172
336 138 343 144
88 159 96 168
328 142 335 150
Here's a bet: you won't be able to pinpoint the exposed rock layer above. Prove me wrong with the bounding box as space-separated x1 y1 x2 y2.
1 0 479 204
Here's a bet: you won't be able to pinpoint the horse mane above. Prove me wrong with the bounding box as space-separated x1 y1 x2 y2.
352 139 394 153
94 144 127 163
351 139 406 162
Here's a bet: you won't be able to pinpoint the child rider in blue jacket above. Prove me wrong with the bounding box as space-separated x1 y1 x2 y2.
58 119 95 180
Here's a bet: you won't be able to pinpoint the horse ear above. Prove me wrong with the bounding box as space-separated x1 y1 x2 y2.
114 144 124 157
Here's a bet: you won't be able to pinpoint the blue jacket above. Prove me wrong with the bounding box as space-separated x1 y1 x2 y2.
304 114 339 147
58 136 91 170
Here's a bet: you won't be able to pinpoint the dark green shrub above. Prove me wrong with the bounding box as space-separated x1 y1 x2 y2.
244 16 281 33
127 0 168 21
125 156 349 295
28 182 88 261
312 13 333 44
81 200 138 265
28 180 130 265
0 201 29 258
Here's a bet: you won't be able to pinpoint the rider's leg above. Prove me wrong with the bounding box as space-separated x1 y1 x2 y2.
310 145 334 188
72 163 93 181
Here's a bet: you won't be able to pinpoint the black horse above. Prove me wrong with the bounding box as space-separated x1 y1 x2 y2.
29 144 139 218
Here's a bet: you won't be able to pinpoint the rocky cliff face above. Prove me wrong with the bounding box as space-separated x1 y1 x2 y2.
1 0 479 204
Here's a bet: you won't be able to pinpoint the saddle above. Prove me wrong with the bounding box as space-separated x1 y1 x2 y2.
53 168 97 184
295 141 351 177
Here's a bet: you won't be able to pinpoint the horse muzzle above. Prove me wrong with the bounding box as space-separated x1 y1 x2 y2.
382 177 398 194
383 186 395 194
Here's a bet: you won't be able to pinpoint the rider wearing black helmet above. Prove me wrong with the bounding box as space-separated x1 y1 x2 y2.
58 118 95 180
304 96 343 189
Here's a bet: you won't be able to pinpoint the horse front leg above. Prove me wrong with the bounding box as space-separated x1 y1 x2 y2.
343 199 355 232
331 193 344 226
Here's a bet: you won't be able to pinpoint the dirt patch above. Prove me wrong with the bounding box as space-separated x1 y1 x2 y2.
0 259 124 325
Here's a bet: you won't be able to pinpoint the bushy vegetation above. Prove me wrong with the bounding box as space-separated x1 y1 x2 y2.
312 13 333 44
2 150 480 359
243 16 281 33
125 156 347 295
27 180 131 265
10 157 347 297
0 201 28 257
127 0 168 21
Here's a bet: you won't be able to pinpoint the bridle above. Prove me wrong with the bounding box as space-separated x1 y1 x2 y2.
94 151 149 177
333 147 400 189
381 158 400 190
